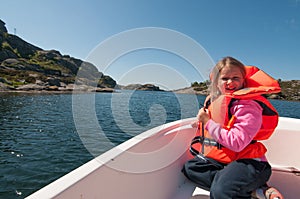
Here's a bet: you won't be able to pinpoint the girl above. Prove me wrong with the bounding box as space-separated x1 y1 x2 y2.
182 56 283 199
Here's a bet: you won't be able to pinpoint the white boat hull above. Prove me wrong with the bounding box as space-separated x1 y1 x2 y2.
26 117 300 199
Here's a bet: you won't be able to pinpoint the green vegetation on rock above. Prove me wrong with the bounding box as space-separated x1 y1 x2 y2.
0 19 116 92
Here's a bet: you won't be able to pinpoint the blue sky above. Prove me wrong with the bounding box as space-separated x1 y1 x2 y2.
1 0 300 89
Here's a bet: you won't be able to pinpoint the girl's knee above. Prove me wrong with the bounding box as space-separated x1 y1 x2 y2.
210 182 241 198
210 183 227 198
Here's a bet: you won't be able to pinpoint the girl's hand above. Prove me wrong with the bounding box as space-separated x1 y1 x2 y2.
197 107 210 126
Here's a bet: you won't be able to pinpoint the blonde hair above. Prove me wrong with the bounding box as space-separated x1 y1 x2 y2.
210 56 246 98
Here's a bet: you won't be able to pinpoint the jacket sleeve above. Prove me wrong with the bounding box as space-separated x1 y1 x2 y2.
205 99 263 152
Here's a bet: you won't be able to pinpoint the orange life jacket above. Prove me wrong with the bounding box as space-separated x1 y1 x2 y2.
190 66 281 164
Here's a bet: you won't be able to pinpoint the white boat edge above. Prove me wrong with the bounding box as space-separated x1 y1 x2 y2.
26 117 300 199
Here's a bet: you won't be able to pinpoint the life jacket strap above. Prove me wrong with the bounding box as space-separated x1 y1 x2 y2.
191 136 222 148
189 136 222 156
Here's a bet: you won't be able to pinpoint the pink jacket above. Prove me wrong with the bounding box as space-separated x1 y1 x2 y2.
205 99 267 161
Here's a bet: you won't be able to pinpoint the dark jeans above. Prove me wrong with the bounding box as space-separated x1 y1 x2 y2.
182 156 272 199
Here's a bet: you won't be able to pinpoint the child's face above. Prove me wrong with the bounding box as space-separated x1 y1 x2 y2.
217 65 245 94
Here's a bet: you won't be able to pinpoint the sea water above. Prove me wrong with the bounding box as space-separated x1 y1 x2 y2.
0 90 299 198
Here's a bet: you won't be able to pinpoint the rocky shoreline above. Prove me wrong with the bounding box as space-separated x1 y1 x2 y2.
1 81 299 102
0 82 115 93
0 81 164 93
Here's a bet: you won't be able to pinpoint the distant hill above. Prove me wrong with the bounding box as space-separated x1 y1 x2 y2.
277 80 300 101
119 83 163 91
0 19 116 92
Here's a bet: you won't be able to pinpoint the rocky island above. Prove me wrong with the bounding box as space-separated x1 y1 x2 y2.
120 84 163 91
